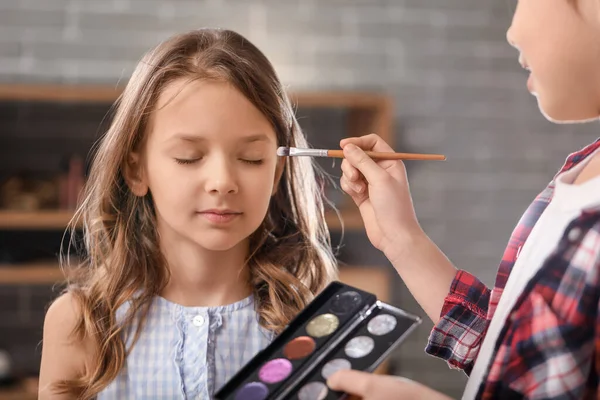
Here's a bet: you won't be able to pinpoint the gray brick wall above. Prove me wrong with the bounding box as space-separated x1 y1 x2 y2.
2 0 600 397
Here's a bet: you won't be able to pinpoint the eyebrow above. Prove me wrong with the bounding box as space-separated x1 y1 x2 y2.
169 133 272 144
240 134 272 143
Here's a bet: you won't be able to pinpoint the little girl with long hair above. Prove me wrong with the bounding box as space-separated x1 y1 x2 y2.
38 28 338 399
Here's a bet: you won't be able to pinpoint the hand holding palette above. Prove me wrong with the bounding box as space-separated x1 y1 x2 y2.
214 281 421 400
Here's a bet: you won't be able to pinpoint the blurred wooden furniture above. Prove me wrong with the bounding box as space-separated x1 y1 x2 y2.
0 377 38 400
0 84 395 386
0 83 393 232
0 84 394 229
0 83 395 285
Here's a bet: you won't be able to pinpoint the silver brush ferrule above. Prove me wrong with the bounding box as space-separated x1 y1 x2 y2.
289 148 328 157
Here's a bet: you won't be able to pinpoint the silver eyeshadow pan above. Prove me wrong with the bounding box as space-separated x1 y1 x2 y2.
297 381 328 400
367 314 398 336
214 281 422 400
344 336 375 358
321 358 352 380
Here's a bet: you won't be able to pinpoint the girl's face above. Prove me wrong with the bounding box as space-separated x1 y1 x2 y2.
507 0 600 122
131 78 282 253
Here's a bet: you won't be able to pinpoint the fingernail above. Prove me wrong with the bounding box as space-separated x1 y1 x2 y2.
346 144 357 152
353 183 363 193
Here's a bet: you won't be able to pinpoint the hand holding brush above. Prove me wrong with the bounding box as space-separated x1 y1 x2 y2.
276 146 446 161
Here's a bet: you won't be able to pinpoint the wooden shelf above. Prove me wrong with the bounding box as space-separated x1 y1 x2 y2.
0 83 122 103
0 208 363 231
0 210 75 230
0 389 37 400
0 84 390 234
0 378 38 400
0 257 385 288
0 83 391 108
0 262 65 284
325 207 364 230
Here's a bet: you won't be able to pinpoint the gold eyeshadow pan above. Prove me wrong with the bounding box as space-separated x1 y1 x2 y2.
215 281 421 400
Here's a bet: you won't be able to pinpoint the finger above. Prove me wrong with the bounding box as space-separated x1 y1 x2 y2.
343 144 388 184
385 161 409 186
326 369 375 395
340 133 394 153
342 135 403 177
341 159 359 182
341 163 365 191
340 177 368 210
340 176 366 199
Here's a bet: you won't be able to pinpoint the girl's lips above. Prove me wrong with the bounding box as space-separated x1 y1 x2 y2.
198 211 242 224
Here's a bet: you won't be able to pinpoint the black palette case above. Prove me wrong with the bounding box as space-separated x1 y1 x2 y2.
215 281 422 400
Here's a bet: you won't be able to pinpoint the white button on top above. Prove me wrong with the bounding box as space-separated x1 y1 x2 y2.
192 315 205 327
568 227 581 242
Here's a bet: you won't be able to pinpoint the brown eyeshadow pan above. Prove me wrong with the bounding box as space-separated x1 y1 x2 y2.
283 336 316 360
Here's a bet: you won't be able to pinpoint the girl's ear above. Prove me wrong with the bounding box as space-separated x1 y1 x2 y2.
124 152 149 197
271 157 285 196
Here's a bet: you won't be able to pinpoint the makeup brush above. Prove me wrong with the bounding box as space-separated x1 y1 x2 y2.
276 146 446 161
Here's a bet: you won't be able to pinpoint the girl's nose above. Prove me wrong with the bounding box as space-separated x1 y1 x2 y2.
204 159 238 195
506 26 518 50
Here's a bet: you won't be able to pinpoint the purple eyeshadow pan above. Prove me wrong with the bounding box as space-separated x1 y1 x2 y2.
234 382 268 400
258 358 293 384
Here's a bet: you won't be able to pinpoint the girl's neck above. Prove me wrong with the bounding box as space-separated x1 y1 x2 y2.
158 233 253 308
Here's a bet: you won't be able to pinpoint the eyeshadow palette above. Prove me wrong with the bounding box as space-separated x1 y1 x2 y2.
214 281 421 400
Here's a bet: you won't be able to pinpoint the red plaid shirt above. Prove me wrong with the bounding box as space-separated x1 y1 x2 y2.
426 138 600 399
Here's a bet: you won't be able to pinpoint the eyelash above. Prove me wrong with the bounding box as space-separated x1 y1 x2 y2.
242 159 263 165
174 158 263 165
175 158 199 165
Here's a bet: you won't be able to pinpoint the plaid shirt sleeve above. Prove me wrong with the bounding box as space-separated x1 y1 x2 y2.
424 269 491 374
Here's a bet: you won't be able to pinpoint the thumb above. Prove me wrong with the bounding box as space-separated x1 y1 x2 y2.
327 369 372 396
343 144 386 184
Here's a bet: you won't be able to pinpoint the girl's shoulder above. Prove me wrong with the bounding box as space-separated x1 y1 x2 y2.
38 292 96 397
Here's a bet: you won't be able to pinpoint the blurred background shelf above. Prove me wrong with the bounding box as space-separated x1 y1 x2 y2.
0 378 38 400
0 210 75 230
0 389 37 400
0 262 64 285
0 83 392 109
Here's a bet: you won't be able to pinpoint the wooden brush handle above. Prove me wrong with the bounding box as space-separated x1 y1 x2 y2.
326 149 446 161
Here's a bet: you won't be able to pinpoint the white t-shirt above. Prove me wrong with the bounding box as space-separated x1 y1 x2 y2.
463 148 600 399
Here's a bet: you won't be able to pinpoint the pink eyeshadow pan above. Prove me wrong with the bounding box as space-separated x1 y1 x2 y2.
258 358 293 384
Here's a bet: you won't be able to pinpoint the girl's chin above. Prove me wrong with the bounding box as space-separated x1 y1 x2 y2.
536 97 600 125
527 74 535 94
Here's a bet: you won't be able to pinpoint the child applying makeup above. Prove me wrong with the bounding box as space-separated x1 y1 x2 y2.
327 0 600 398
37 28 337 399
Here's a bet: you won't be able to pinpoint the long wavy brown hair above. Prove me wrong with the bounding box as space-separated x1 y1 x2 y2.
55 28 338 398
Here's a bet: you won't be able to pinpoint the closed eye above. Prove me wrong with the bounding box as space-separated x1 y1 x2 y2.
241 159 263 165
175 158 201 165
